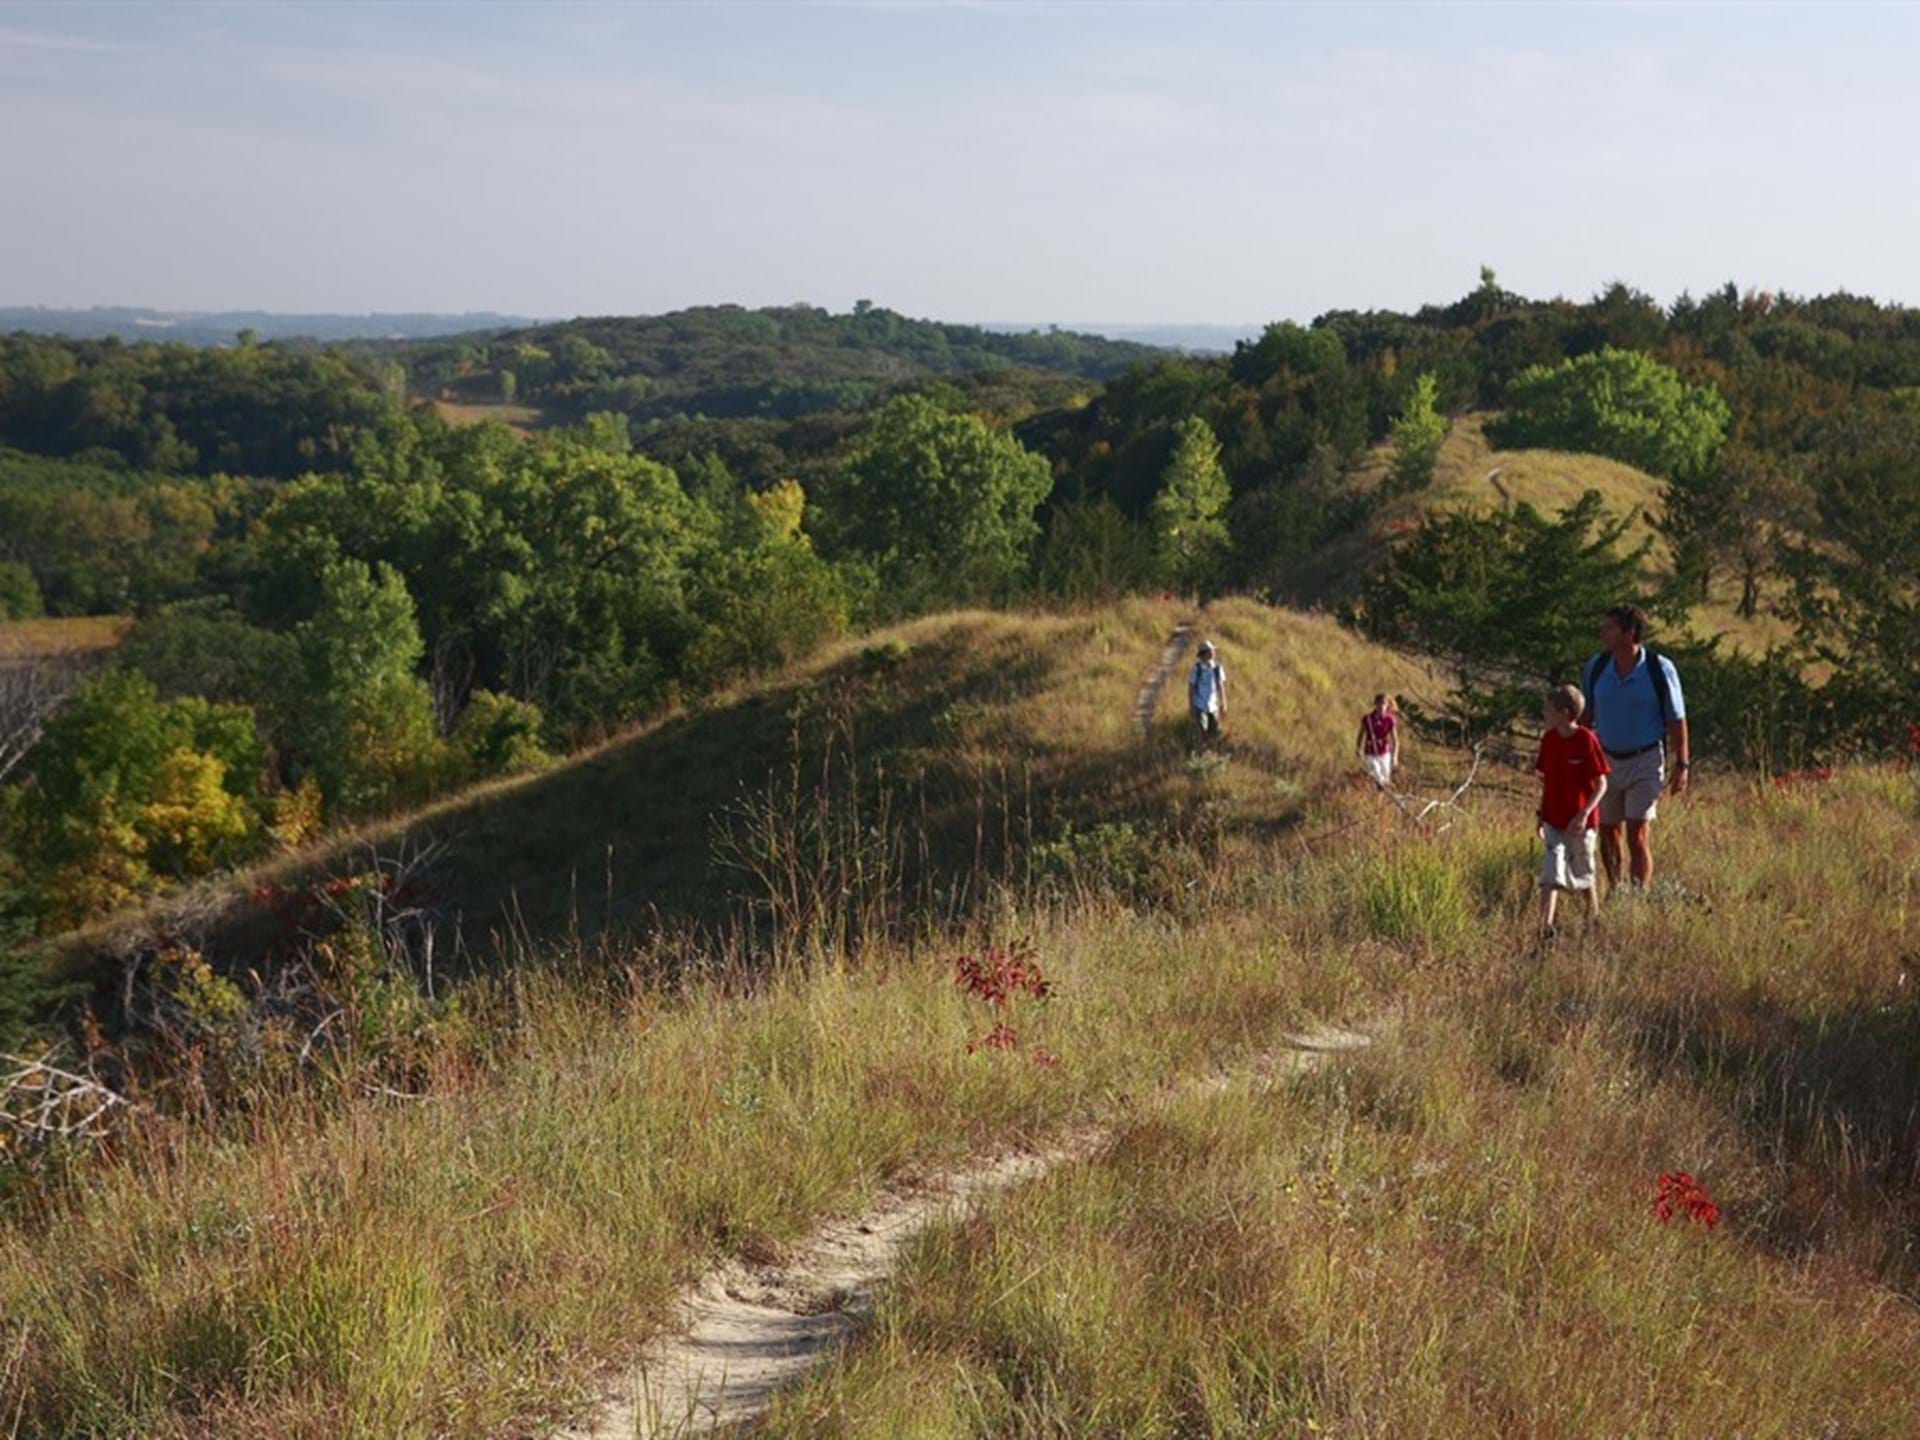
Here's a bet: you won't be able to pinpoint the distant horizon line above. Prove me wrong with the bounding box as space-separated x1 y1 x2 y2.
0 301 1267 331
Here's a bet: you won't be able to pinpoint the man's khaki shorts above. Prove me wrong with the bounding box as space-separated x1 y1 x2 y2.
1598 746 1665 824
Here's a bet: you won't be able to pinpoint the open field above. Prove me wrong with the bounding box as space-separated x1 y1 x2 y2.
4 602 1916 1436
0 615 129 669
428 397 547 433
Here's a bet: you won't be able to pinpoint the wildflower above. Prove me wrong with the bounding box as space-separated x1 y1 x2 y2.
1029 1048 1061 1069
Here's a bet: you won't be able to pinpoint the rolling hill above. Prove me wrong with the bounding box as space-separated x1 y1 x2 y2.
56 597 1441 990
1313 413 1793 654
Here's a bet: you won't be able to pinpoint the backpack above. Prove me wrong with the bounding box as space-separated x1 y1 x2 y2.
1583 650 1675 730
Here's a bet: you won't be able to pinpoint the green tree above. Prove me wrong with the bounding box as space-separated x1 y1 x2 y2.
1037 496 1157 603
118 599 302 751
1354 492 1661 740
15 670 266 925
1662 444 1810 617
0 561 41 621
1386 372 1448 496
1782 411 1920 747
820 394 1053 612
1150 416 1231 592
1487 347 1729 480
294 559 442 816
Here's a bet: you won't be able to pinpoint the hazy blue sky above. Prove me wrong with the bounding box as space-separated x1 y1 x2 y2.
3 1 1916 324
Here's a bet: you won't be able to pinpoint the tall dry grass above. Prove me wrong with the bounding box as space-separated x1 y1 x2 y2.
3 598 1912 1436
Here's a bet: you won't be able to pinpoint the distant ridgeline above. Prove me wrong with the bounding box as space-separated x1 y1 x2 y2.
383 303 1163 425
0 306 537 347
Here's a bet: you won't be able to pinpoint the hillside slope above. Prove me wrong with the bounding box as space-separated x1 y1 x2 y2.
393 304 1160 429
64 598 1440 982
1308 414 1790 652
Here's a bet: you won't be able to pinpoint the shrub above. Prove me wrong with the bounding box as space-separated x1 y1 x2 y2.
1487 347 1728 480
0 561 43 621
450 690 549 781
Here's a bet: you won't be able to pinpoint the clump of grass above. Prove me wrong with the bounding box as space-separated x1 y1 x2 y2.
1350 843 1471 951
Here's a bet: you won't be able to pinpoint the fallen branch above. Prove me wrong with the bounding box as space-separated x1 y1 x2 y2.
1383 744 1485 835
0 1051 137 1149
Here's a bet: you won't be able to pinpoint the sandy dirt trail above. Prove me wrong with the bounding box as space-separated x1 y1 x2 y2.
557 1022 1377 1439
1129 620 1193 742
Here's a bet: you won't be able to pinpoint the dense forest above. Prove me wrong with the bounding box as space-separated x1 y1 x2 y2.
2 283 1917 1036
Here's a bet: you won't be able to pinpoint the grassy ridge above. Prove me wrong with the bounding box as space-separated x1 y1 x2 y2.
2 599 1434 1436
5 604 1915 1436
57 600 1434 971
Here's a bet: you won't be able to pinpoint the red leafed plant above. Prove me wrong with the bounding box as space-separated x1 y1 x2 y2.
969 1023 1018 1054
955 937 1051 1008
1907 723 1920 761
955 938 1055 1060
1649 1171 1721 1229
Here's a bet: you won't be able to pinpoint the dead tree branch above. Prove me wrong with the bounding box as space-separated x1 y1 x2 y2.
1384 744 1486 835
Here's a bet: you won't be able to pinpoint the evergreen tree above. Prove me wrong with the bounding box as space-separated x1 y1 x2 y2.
1355 492 1659 741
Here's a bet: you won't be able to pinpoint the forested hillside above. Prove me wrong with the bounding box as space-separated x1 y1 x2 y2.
0 307 535 347
384 301 1156 426
2 278 1918 1039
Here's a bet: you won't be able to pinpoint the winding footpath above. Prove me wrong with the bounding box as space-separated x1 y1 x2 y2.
558 623 1358 1439
556 1024 1376 1439
1130 620 1194 742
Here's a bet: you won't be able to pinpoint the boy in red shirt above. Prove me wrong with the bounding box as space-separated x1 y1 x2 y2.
1536 683 1611 940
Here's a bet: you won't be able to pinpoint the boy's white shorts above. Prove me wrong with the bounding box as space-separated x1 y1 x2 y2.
1540 823 1598 892
1363 753 1394 788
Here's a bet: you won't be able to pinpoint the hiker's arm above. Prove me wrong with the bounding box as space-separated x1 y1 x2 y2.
1578 774 1608 831
1667 716 1690 794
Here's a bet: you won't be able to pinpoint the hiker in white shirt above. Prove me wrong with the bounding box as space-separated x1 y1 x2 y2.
1188 640 1226 747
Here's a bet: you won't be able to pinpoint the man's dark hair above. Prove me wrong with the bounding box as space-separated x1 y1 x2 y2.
1605 603 1648 642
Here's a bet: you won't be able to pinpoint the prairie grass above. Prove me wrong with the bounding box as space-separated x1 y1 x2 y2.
4 601 1914 1436
428 398 547 433
0 614 128 667
763 769 1920 1438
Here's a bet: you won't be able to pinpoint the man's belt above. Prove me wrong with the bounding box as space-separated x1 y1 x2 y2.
1603 741 1663 760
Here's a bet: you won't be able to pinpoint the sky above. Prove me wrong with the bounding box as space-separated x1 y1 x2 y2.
3 1 1918 326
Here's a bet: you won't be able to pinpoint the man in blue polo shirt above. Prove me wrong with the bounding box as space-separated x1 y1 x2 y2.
1581 603 1691 892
